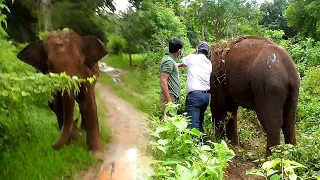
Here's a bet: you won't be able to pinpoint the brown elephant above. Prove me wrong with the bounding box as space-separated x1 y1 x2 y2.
17 30 108 151
210 35 300 155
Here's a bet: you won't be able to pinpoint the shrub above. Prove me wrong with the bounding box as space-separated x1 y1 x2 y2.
280 38 320 77
107 34 127 55
148 103 235 179
246 158 306 180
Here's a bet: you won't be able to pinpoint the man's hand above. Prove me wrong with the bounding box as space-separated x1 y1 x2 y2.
177 63 185 68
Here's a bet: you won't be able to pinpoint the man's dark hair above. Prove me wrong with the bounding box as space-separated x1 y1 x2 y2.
197 41 210 57
198 49 209 56
169 38 184 53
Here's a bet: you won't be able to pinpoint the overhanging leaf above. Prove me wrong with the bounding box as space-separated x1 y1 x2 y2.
267 169 279 177
176 164 193 180
270 174 281 180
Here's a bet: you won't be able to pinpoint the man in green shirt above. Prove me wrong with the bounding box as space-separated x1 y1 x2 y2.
160 38 184 116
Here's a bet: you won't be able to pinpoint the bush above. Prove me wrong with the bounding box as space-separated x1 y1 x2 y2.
246 157 306 180
107 34 127 55
280 37 320 77
149 103 235 179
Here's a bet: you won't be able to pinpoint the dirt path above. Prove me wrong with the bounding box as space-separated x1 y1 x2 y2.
225 157 263 180
82 82 153 180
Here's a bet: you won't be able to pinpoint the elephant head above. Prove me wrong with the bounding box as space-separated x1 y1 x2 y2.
17 31 107 76
17 30 108 151
210 46 229 88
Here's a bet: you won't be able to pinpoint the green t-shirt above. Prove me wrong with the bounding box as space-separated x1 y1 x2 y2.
160 53 181 99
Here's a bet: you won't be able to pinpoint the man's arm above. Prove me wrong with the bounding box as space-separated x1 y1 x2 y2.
178 55 191 68
160 73 172 102
177 63 185 68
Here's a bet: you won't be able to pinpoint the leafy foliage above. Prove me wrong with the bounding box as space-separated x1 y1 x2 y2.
280 37 320 76
107 34 127 54
120 2 191 56
149 103 235 179
246 158 306 180
185 0 263 41
0 0 13 37
259 0 296 39
285 0 320 41
3 0 116 42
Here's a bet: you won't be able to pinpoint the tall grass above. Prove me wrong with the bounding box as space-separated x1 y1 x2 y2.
0 93 111 180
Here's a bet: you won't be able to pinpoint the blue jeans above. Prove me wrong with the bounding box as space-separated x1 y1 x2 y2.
185 92 210 133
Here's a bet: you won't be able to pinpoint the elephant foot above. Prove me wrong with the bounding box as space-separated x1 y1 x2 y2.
53 129 74 150
87 132 102 152
88 142 102 152
230 139 240 147
227 132 240 147
52 143 62 150
70 125 82 141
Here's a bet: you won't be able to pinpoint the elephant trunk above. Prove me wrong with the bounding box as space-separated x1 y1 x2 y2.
53 93 75 150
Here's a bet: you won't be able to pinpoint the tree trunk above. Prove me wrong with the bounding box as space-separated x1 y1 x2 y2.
40 0 53 31
129 53 133 66
37 0 42 32
201 25 205 41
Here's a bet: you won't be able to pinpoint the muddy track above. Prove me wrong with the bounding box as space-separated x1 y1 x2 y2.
81 82 153 180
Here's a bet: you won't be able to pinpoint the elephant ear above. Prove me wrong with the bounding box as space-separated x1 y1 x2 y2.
17 41 48 73
81 36 108 69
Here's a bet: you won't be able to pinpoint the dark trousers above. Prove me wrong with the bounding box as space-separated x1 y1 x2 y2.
185 91 210 133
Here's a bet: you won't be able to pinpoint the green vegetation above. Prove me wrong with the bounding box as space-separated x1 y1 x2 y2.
107 34 127 54
246 158 306 180
149 104 235 179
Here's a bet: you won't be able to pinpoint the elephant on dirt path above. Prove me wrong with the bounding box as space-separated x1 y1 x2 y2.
210 35 300 156
17 30 108 151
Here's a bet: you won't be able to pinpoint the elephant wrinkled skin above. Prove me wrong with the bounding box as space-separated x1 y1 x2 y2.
17 30 108 151
210 36 300 156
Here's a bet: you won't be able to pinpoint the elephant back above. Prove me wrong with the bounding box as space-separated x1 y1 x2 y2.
210 35 279 87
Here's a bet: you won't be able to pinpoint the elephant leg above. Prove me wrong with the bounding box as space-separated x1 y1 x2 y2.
52 94 64 129
51 94 81 143
211 105 227 139
53 93 75 150
282 90 298 145
226 109 239 146
210 83 227 140
256 103 283 156
78 83 101 151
